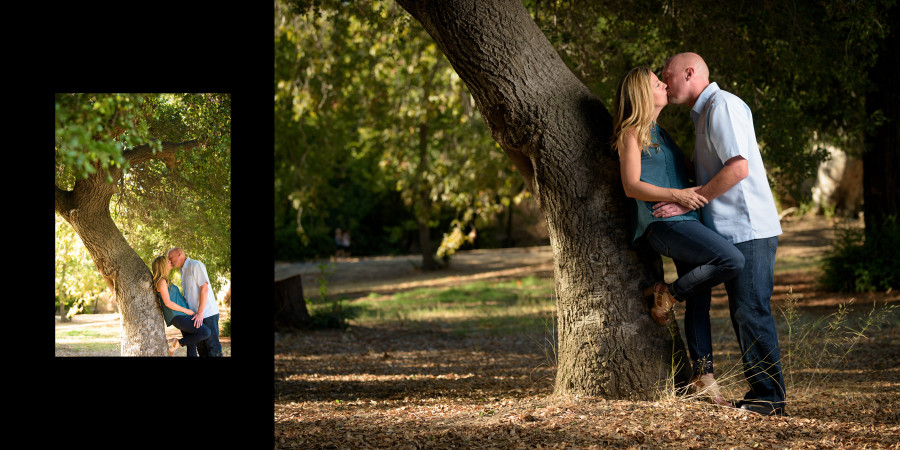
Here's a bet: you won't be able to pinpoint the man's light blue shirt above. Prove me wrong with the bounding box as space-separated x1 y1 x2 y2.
181 257 219 319
691 82 782 244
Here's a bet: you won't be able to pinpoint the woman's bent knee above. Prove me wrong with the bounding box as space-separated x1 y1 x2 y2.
724 250 745 274
196 325 211 340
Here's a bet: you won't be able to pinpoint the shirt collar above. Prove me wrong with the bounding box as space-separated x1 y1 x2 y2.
690 82 719 124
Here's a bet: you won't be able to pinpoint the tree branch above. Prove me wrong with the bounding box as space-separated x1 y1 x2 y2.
55 138 205 217
123 139 203 170
55 185 76 220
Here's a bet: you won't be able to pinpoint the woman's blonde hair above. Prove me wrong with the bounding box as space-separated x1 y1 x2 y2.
150 255 169 293
611 66 659 155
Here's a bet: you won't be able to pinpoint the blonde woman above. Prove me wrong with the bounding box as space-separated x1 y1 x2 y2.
151 255 211 357
612 66 744 405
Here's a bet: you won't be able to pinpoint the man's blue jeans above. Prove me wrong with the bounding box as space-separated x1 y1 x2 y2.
725 237 786 408
186 314 223 357
644 221 745 377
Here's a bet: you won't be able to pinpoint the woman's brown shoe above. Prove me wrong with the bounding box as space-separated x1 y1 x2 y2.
643 281 675 325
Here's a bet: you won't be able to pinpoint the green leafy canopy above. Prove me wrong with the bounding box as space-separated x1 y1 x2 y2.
55 93 232 294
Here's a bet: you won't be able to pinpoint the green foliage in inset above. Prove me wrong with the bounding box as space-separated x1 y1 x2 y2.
55 214 107 319
56 93 231 296
55 93 161 186
221 317 231 337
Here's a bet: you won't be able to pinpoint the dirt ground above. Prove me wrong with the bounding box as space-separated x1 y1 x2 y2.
275 216 900 448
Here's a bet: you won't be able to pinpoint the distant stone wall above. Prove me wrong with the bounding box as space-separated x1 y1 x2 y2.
810 144 863 216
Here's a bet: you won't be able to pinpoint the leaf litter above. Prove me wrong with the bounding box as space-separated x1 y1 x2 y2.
275 313 899 448
275 219 900 448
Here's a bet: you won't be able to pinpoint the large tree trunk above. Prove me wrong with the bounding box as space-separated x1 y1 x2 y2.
396 0 691 399
55 140 202 356
864 4 899 236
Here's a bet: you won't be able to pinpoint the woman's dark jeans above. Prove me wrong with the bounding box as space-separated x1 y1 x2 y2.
644 220 745 376
170 315 211 357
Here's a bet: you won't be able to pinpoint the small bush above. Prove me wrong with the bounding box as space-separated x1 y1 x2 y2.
310 299 359 330
820 216 899 292
303 261 358 330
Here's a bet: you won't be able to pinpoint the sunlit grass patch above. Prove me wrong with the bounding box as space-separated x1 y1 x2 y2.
55 328 119 344
55 336 121 356
350 276 556 333
57 329 107 339
55 322 121 356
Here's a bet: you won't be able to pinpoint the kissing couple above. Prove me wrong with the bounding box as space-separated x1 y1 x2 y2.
150 247 223 357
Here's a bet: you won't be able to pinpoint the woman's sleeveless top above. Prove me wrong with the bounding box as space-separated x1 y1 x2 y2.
157 280 190 326
627 124 700 244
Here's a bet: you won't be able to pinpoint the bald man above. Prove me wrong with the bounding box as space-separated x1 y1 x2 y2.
168 247 222 357
657 53 786 416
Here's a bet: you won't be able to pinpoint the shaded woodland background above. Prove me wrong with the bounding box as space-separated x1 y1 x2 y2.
276 0 899 447
276 0 898 278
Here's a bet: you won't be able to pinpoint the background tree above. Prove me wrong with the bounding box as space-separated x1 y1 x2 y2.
278 0 897 266
274 0 522 266
55 93 231 356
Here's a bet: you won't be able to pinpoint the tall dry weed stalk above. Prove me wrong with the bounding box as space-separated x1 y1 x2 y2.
530 288 896 405
779 288 897 395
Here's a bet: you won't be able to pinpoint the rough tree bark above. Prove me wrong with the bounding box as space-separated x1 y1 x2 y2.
396 0 691 399
55 139 202 356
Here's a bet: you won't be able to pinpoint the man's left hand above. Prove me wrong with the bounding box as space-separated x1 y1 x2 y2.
652 201 693 218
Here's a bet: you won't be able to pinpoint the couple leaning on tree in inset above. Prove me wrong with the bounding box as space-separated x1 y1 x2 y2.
150 247 223 357
612 52 786 416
